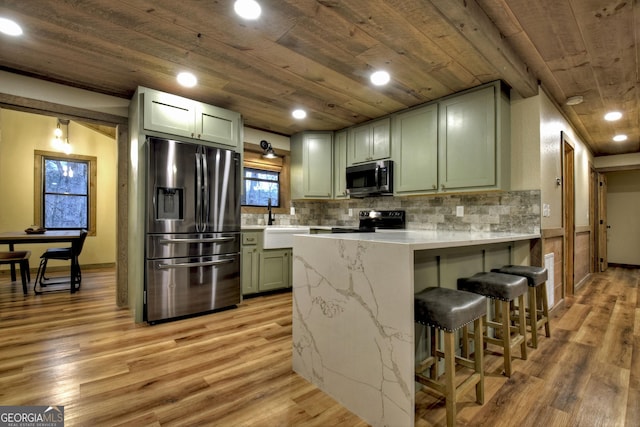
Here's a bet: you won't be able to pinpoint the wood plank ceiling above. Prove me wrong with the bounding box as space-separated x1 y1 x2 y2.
0 0 637 156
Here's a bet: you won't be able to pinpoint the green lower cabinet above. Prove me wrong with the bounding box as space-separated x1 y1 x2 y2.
241 231 292 295
258 249 291 291
241 245 259 294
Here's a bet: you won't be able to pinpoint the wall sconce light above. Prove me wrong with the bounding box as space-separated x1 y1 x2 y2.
52 118 72 154
260 140 277 159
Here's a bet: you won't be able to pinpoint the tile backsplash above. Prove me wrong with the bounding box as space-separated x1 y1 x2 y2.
242 190 540 234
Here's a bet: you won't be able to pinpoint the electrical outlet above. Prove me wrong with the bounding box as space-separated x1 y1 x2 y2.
348 208 353 216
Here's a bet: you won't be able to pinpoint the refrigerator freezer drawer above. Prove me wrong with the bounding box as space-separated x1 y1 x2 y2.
146 233 240 259
145 254 240 322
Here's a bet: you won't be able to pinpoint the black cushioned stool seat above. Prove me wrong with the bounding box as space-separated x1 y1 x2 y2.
415 287 487 332
458 272 528 377
492 265 550 348
414 287 487 427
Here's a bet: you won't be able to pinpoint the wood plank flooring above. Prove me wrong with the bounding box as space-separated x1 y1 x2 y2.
0 266 638 426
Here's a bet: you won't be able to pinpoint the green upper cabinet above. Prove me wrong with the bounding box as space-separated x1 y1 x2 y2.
347 118 391 165
194 103 241 148
333 130 348 199
142 87 241 149
438 83 508 191
291 131 333 199
392 104 438 194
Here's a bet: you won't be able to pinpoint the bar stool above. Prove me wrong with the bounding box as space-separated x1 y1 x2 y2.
457 272 528 377
492 265 550 348
415 287 487 427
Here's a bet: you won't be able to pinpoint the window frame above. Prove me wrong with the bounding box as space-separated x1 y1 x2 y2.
34 150 97 236
241 143 290 216
242 167 281 208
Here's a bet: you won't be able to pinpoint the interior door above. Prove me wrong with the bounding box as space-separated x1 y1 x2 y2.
563 135 575 297
598 173 608 271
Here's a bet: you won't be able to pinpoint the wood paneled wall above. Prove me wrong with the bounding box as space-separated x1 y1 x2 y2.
575 230 592 288
542 234 564 305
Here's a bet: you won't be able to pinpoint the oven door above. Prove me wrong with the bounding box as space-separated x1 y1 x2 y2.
145 253 240 322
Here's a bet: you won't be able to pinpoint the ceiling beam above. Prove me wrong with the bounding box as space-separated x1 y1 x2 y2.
429 0 539 97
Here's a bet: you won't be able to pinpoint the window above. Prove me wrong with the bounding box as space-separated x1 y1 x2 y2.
242 168 280 207
241 143 290 216
34 151 97 234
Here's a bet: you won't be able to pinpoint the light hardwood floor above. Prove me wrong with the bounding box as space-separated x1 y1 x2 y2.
0 266 638 426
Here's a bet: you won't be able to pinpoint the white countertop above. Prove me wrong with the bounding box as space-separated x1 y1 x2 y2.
296 229 540 250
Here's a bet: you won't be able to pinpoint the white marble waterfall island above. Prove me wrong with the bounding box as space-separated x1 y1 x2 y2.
291 230 539 426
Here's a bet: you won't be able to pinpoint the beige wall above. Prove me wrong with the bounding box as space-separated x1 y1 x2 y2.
0 108 117 269
511 89 593 228
510 91 541 191
606 170 640 265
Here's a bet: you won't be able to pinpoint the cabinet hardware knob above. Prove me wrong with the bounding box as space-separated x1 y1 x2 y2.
441 184 446 190
432 184 437 190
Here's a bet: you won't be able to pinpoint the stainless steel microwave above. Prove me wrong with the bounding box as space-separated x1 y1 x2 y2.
346 160 394 197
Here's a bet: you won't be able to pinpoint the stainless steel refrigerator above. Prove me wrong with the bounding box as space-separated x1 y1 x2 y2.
145 136 241 323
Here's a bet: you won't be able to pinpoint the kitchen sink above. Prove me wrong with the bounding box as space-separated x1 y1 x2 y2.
263 226 311 249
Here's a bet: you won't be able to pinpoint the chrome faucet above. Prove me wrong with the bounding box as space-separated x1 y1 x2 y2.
267 198 274 225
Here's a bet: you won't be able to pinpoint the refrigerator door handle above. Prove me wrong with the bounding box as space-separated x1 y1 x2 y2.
158 258 235 269
195 148 203 232
159 237 235 244
201 147 210 232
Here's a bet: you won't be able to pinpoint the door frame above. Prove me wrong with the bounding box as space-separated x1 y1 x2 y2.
562 132 575 297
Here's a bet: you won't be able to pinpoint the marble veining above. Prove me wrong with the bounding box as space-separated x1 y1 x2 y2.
292 236 415 426
292 231 540 426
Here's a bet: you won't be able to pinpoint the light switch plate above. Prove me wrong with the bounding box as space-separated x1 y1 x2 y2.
456 206 464 217
290 207 295 215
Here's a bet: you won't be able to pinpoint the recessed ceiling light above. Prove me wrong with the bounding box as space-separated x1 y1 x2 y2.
177 72 197 87
292 109 307 119
234 0 261 20
0 17 23 36
604 111 622 121
613 134 628 142
370 70 390 86
565 95 583 106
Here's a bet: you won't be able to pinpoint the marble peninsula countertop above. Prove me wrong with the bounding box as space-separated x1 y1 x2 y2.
298 229 540 250
291 229 540 426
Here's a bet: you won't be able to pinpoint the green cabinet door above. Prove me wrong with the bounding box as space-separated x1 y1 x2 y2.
241 245 259 295
438 85 496 190
291 132 333 199
347 118 391 164
143 90 196 139
333 130 348 198
258 249 290 291
393 104 438 193
371 118 391 160
195 103 240 148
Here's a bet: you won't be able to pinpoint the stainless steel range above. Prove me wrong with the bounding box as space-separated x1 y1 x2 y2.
144 137 241 323
331 210 406 233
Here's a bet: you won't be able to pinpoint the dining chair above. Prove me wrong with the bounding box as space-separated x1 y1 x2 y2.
34 230 88 293
0 251 31 295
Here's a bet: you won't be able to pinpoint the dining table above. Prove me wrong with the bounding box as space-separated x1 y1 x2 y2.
0 230 83 293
